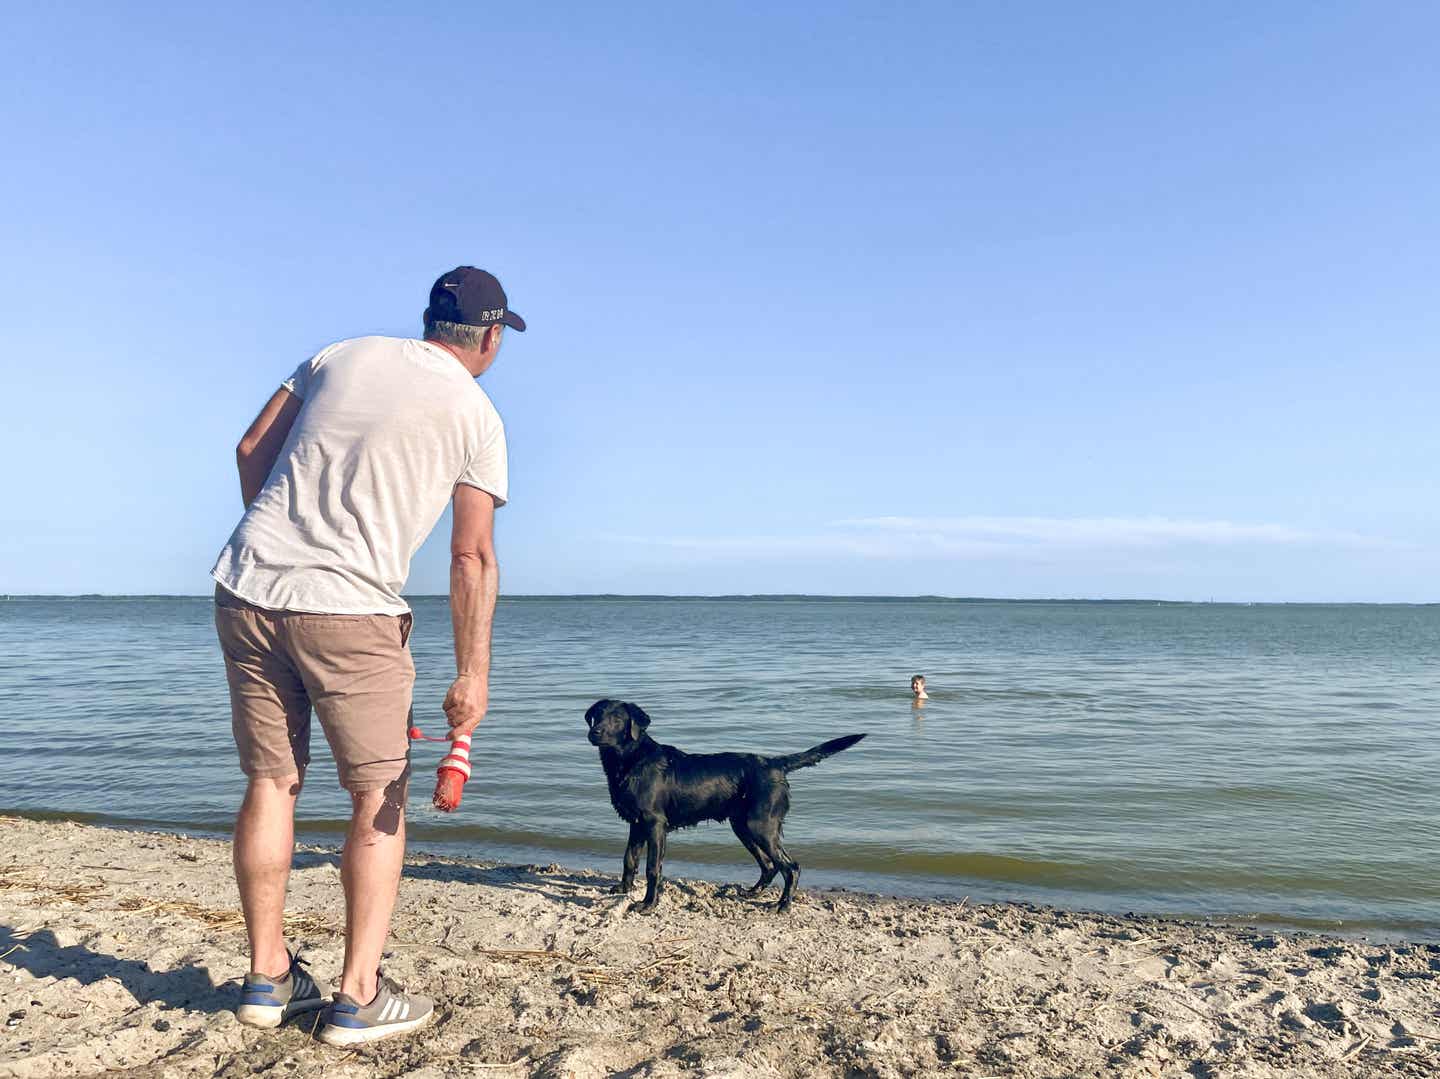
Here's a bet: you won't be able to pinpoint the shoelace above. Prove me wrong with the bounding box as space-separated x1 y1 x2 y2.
287 951 318 994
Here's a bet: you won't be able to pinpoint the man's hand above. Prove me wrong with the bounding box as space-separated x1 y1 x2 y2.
442 673 489 739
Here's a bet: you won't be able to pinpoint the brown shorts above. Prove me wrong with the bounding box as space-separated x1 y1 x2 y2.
214 585 414 792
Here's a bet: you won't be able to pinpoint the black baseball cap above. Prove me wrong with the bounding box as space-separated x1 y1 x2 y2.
424 266 526 332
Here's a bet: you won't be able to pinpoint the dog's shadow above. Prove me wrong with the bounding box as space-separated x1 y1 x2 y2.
0 925 231 1014
402 861 774 911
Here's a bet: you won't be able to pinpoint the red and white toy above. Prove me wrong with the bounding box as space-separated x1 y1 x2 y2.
408 724 473 812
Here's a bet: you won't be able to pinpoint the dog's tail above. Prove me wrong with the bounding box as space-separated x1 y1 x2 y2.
772 733 867 773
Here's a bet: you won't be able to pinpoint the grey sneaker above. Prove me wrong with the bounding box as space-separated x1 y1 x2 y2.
318 972 433 1046
236 953 329 1028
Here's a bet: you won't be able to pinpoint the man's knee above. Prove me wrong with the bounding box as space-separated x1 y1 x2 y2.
348 773 409 840
246 769 305 800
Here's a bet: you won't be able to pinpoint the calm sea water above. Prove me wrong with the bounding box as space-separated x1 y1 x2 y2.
2 596 1438 938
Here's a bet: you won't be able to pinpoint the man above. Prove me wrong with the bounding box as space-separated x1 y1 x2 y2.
210 267 523 1045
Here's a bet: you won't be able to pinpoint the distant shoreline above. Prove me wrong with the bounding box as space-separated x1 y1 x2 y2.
4 593 1437 606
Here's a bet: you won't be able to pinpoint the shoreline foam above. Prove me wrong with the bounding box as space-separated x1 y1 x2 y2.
5 808 1428 945
2 816 1436 1077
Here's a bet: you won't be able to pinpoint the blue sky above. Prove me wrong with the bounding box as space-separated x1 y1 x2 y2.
1 3 1436 601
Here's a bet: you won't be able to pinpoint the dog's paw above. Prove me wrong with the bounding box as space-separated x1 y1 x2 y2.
608 882 634 895
627 900 658 915
775 898 794 913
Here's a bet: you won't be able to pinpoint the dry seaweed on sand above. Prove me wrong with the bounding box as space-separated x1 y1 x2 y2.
470 943 692 990
113 894 334 935
0 869 108 904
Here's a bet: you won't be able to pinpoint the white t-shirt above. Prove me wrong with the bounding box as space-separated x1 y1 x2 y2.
211 336 507 615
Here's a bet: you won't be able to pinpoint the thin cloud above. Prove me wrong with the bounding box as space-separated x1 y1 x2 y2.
834 516 1384 548
606 515 1394 562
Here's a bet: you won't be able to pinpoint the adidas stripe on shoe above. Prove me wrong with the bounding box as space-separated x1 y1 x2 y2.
319 973 433 1046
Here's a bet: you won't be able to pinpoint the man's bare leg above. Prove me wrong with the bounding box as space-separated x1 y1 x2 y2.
338 775 408 1002
233 772 303 977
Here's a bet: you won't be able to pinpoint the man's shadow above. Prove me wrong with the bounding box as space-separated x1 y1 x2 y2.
405 860 611 903
0 925 231 1014
296 843 766 910
293 849 612 907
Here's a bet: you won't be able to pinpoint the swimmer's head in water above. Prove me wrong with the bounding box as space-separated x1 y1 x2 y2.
910 674 926 694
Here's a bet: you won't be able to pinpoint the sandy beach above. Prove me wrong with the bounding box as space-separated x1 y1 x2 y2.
2 815 1437 1078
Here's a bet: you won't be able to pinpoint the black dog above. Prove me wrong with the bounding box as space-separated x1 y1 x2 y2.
584 698 865 913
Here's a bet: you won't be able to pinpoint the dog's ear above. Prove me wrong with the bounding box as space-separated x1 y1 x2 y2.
623 702 651 740
584 699 609 727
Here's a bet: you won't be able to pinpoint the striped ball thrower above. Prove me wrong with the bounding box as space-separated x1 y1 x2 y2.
408 724 473 811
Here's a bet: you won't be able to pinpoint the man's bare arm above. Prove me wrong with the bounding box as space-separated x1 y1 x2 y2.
236 388 302 506
443 483 500 739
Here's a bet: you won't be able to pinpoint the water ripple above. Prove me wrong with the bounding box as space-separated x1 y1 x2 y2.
1 596 1437 934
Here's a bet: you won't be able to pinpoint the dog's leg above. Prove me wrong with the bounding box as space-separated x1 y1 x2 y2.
750 822 801 912
771 839 801 912
611 822 645 894
730 818 776 895
629 819 667 914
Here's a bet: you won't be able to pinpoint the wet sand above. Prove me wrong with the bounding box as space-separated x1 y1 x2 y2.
2 815 1436 1078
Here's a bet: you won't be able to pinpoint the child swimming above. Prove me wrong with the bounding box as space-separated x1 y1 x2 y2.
910 674 928 701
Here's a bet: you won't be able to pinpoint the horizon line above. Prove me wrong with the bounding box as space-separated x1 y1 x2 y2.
2 592 1436 607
